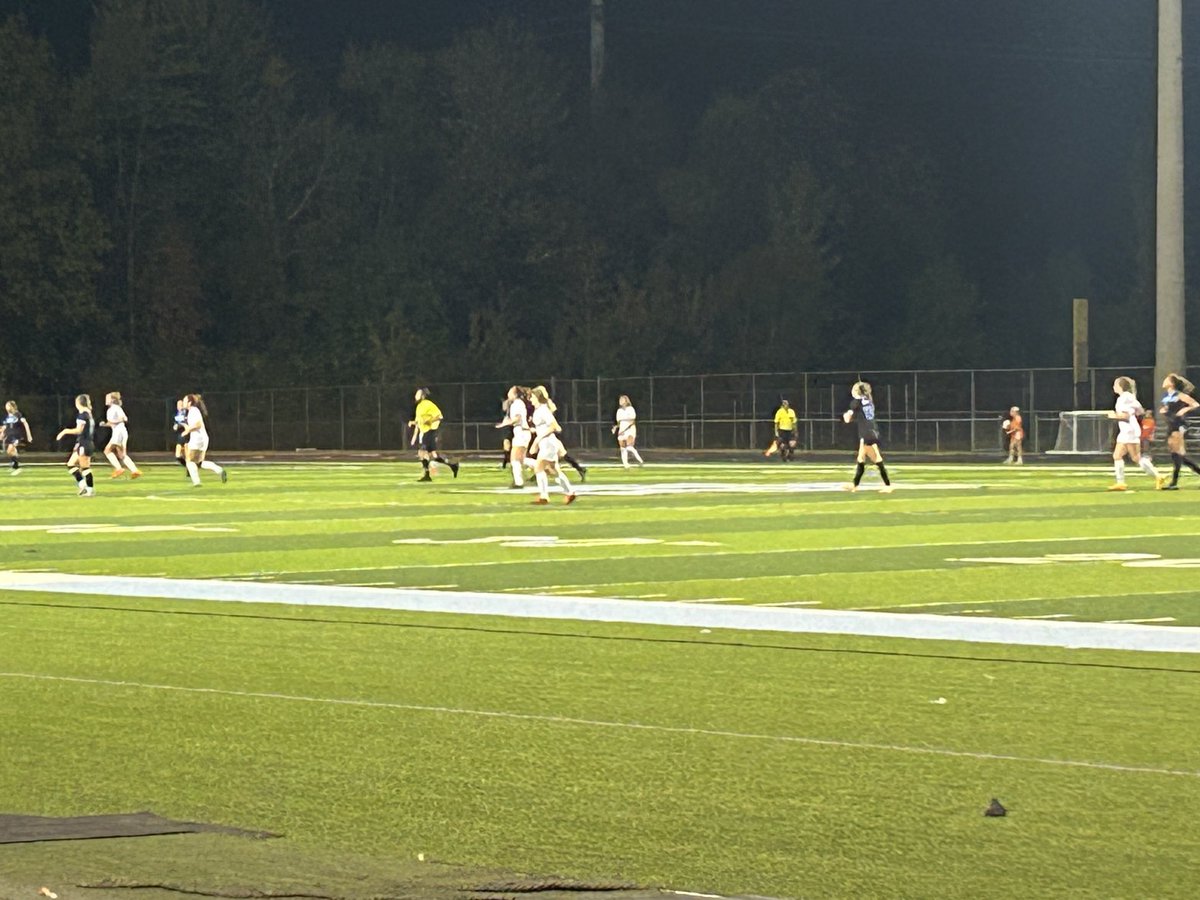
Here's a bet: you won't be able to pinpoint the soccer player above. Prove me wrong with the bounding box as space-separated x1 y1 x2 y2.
55 394 96 496
103 392 142 479
1107 377 1164 491
842 381 893 493
766 399 798 462
612 394 643 468
409 387 459 482
497 385 532 488
529 386 576 505
172 399 189 473
534 385 587 480
1002 406 1024 464
1159 373 1200 490
2 400 32 475
180 394 228 487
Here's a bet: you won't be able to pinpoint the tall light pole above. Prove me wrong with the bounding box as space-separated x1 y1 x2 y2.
1156 0 1186 388
590 0 605 118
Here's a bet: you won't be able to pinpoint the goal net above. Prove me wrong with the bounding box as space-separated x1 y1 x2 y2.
1046 410 1113 455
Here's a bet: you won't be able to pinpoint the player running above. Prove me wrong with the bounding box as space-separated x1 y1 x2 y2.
409 387 459 482
612 394 644 468
842 381 893 493
529 386 577 505
1107 377 1164 491
172 399 189 474
497 385 532 488
534 385 587 481
2 400 32 475
55 394 96 496
180 394 228 487
103 391 141 479
1160 373 1200 490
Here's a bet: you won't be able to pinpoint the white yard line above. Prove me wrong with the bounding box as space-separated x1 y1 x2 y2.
2 571 1198 654
1 671 1195 780
863 589 1198 611
1105 617 1177 624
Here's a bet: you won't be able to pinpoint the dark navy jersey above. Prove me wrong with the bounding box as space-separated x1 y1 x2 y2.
173 409 188 431
1162 391 1193 428
849 397 879 440
2 412 24 440
76 410 95 444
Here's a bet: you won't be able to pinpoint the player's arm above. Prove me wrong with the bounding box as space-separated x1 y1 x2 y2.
1179 393 1200 416
22 418 32 442
56 420 84 440
841 409 854 424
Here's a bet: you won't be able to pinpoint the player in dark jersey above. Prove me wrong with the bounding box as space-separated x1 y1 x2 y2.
55 393 96 496
841 381 893 493
172 398 190 474
2 400 33 475
1159 373 1200 490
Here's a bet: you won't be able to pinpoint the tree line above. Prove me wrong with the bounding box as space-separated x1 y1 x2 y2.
0 0 1162 396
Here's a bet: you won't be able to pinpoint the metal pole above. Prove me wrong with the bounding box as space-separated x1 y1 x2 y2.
376 385 382 450
803 373 810 449
339 387 346 450
750 374 757 451
699 375 705 450
596 376 602 452
1029 369 1037 454
461 383 467 451
648 375 654 449
1156 0 1186 391
913 372 919 451
305 388 311 447
236 391 241 450
969 370 976 452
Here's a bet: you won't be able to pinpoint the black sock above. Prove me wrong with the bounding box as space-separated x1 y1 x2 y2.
1171 453 1182 486
1183 454 1200 475
421 458 430 472
177 455 187 468
853 462 866 486
70 467 82 483
84 469 93 487
502 448 511 466
564 453 585 475
11 458 18 469
433 454 450 466
877 462 891 485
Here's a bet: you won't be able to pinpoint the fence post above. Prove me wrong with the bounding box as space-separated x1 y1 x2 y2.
305 388 311 448
648 375 654 449
699 375 706 450
596 376 602 451
460 382 467 451
913 372 919 451
750 373 757 451
376 385 382 450
339 387 346 450
969 370 976 452
270 390 276 451
1029 369 1037 454
236 391 242 450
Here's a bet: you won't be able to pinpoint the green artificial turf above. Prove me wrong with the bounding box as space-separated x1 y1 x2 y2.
1 460 1198 898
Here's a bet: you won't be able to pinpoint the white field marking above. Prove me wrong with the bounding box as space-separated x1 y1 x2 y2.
345 582 397 587
687 598 745 604
1106 618 1177 624
620 593 670 599
757 600 822 607
472 481 983 497
1016 614 1074 620
392 535 719 549
1124 558 1200 569
863 589 1200 611
5 571 1199 654
3 670 1197 780
0 523 236 534
948 553 1162 566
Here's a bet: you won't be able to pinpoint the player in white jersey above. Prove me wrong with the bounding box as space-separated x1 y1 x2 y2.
496 385 533 488
180 393 228 487
1107 377 1164 491
103 392 142 479
533 384 587 481
528 386 576 504
612 394 643 468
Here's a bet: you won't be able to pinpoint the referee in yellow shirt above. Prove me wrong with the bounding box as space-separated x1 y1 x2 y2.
409 387 460 481
772 399 798 462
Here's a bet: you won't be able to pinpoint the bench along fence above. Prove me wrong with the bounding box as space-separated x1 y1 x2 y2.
7 365 1191 456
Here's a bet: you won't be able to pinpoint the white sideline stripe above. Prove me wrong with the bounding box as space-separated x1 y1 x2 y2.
2 671 1197 780
2 571 1199 654
866 589 1199 611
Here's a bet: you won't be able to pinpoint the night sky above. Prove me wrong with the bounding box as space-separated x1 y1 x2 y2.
4 0 1200 369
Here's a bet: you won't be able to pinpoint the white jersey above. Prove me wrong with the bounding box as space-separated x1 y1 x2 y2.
532 403 557 439
615 405 636 436
106 405 129 446
186 406 210 451
1115 391 1142 444
508 397 531 449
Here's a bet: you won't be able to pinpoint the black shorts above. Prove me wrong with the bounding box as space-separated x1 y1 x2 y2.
1167 420 1188 436
420 430 439 453
777 429 794 444
175 431 188 445
74 441 95 457
859 434 880 447
4 438 19 450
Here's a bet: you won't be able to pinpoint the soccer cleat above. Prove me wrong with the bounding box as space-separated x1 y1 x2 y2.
842 484 857 492
509 483 524 489
1163 484 1179 491
220 468 228 483
84 487 95 497
450 462 460 478
564 493 577 505
1107 483 1127 491
579 466 588 482
418 473 432 482
879 485 895 494
1155 475 1167 490
130 471 142 480
10 468 21 476
110 468 125 478
984 798 1007 817
77 484 88 496
532 498 549 505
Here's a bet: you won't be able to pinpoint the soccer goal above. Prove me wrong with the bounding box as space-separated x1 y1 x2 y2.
1046 410 1113 454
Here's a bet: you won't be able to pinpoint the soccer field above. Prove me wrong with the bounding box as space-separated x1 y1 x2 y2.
2 459 1198 899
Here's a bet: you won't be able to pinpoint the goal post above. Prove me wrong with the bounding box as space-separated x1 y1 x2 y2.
1045 410 1113 455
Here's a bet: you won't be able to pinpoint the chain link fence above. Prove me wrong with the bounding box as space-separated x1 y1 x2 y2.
3 366 1188 456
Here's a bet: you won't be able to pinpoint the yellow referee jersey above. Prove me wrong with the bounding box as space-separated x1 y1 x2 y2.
414 398 442 435
774 406 797 430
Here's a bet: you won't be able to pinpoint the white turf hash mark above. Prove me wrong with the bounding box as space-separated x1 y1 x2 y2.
3 671 1197 781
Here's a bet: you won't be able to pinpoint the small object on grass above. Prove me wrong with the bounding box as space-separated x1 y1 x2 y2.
417 852 426 862
984 798 1007 817
930 697 947 704
39 888 58 899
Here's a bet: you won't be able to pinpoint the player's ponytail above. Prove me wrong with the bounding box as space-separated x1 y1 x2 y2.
76 393 91 410
1115 376 1135 394
187 393 208 418
852 381 872 400
1167 373 1195 394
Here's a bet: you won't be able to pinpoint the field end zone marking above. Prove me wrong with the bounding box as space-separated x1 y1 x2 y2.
3 671 1197 781
2 571 1199 654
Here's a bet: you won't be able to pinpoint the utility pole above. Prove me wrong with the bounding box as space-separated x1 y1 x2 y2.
1156 0 1186 389
590 0 605 117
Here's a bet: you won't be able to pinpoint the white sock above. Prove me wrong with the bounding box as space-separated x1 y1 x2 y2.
124 456 140 474
1114 460 1125 484
201 460 223 474
105 451 121 469
1139 457 1159 478
629 446 644 464
556 472 573 494
535 469 549 500
186 460 201 485
620 447 630 468
510 460 524 487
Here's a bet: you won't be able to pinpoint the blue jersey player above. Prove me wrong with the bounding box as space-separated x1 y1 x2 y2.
3 400 33 474
842 381 893 493
55 394 97 496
